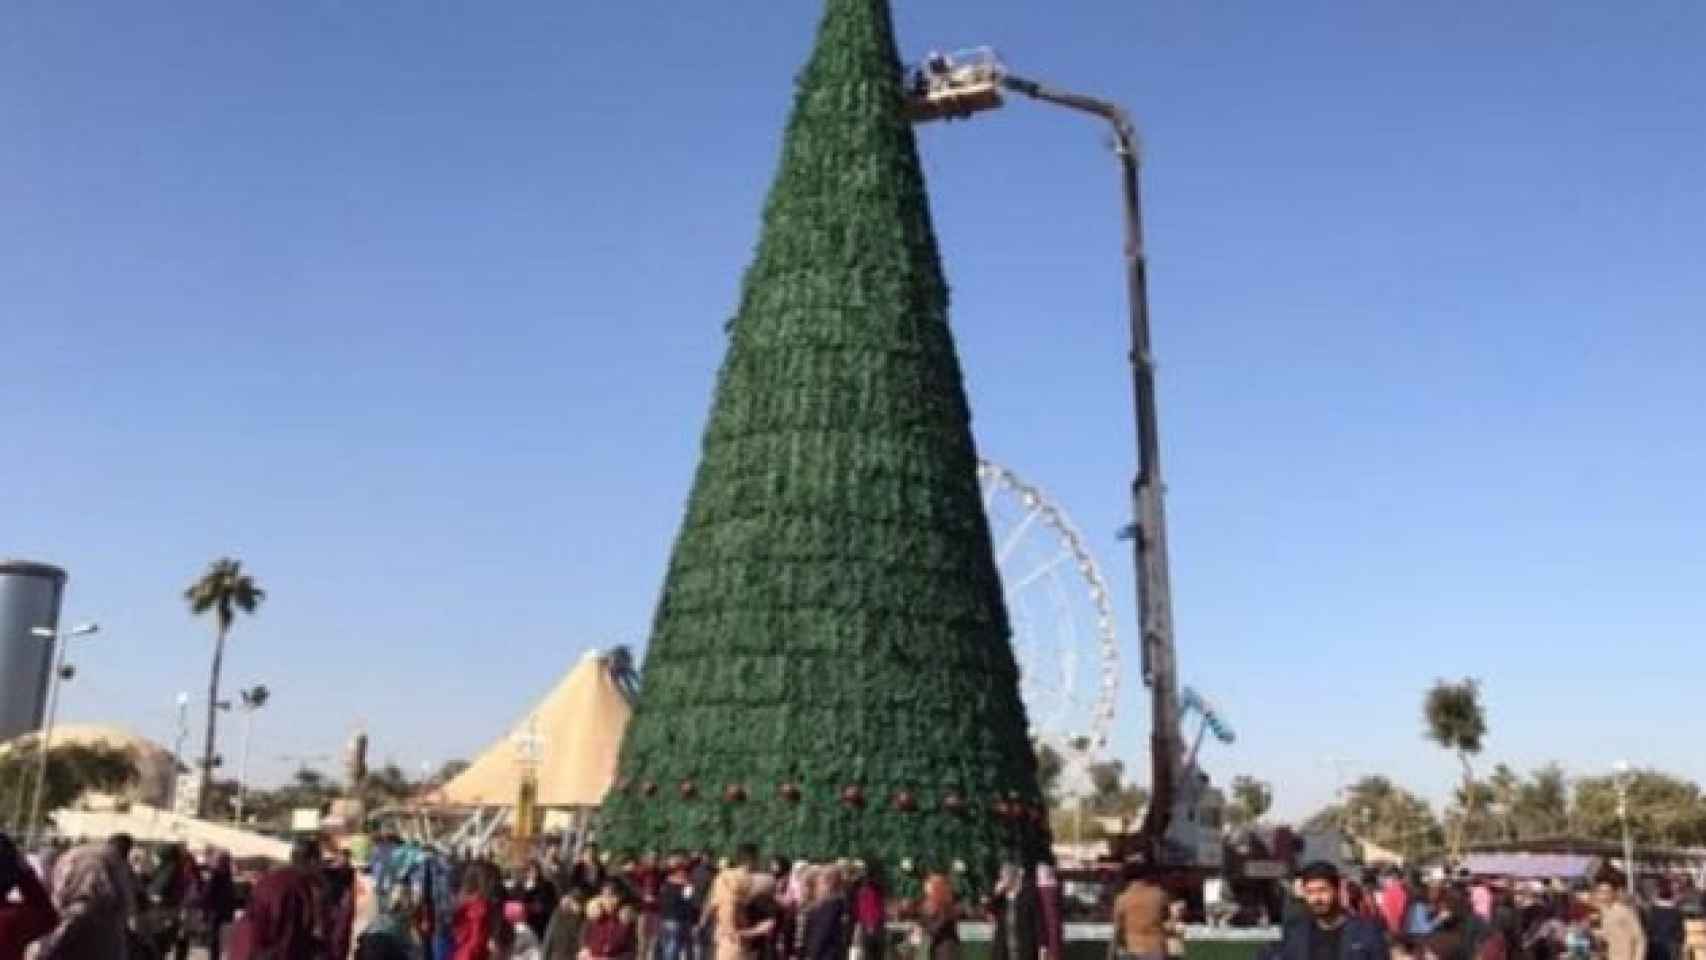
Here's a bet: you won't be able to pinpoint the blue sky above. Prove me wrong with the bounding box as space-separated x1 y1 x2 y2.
3 0 1702 818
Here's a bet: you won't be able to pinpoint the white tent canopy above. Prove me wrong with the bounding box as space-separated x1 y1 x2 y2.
53 804 293 862
436 649 633 809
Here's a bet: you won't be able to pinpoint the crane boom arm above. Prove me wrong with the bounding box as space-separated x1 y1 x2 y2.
1002 75 1184 859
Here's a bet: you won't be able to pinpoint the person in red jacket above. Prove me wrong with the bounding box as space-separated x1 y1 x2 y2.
581 881 639 960
0 833 60 960
452 860 506 960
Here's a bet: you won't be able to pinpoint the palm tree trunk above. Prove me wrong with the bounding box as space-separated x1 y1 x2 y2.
1454 751 1476 860
199 624 227 818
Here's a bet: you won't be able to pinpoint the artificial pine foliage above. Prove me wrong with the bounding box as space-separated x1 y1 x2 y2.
596 0 1050 891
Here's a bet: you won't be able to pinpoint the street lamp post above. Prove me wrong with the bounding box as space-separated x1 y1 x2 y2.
1614 761 1636 898
908 56 1182 858
24 622 99 844
167 692 194 813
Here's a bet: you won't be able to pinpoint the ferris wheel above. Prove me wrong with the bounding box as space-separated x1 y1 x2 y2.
978 460 1120 779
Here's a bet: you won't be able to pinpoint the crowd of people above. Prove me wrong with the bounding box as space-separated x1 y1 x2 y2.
496 841 1037 960
271 836 1066 960
0 829 1074 960
6 825 1699 960
0 830 238 960
1272 861 1703 960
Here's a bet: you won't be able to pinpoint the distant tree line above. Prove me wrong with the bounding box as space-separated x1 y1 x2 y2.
204 758 471 832
0 742 139 833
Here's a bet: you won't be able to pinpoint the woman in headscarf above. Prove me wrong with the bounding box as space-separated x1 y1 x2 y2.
540 889 587 960
149 843 203 960
742 874 783 960
704 868 752 960
323 847 359 960
850 865 885 960
1379 872 1411 939
581 880 638 960
202 851 239 960
231 840 327 960
0 833 58 960
1344 880 1378 923
1424 888 1474 960
1034 865 1063 960
503 900 544 960
356 884 426 960
520 861 559 944
451 860 503 960
419 846 458 960
36 841 133 960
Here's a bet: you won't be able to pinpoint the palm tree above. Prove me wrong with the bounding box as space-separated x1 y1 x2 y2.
185 558 265 817
1228 775 1275 830
1424 677 1487 859
239 684 271 711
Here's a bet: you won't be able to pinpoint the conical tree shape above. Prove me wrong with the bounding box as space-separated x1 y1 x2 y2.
598 0 1049 888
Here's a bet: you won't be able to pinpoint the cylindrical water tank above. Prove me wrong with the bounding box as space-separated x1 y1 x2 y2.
0 561 68 743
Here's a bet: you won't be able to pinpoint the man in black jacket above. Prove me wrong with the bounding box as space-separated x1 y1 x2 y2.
1647 881 1685 960
802 866 850 960
1274 863 1391 960
565 843 608 900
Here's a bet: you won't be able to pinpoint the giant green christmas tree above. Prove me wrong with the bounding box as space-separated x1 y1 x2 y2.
597 0 1049 889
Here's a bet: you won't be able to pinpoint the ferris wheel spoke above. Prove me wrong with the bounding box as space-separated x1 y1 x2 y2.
996 506 1044 565
1010 549 1073 592
981 470 1002 512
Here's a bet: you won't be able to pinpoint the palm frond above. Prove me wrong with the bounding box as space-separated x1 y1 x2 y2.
1424 677 1487 755
185 558 265 623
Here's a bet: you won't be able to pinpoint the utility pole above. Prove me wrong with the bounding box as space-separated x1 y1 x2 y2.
1615 762 1637 898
